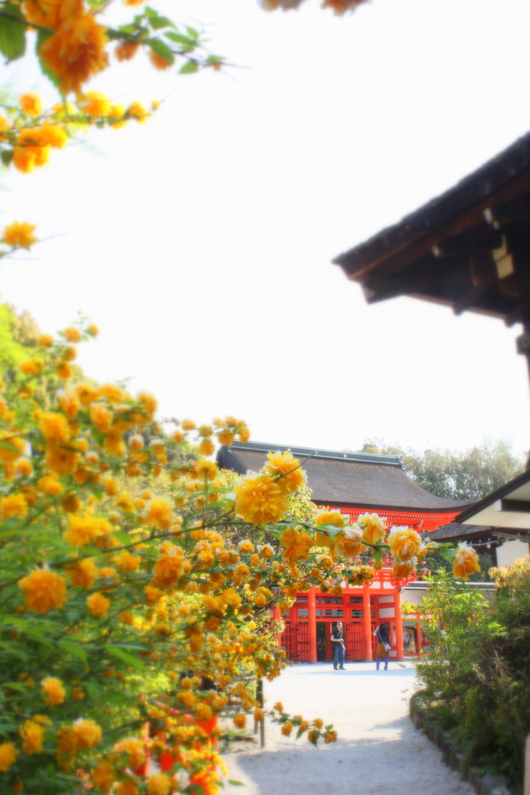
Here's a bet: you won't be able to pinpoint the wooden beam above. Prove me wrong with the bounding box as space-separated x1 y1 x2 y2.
452 285 485 316
495 498 530 513
432 229 502 258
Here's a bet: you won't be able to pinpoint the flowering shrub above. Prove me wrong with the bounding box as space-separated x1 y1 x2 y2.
0 1 478 791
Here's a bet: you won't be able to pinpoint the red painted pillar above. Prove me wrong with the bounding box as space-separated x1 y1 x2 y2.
362 585 373 661
308 587 317 663
394 588 404 660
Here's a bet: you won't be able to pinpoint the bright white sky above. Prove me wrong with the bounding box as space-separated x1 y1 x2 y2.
2 0 530 458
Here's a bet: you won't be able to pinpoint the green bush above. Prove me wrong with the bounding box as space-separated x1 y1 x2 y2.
416 567 530 785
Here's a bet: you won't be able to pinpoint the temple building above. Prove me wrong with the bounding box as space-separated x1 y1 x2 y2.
217 442 470 663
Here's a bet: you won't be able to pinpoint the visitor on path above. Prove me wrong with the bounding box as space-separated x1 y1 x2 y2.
374 623 390 670
331 621 346 670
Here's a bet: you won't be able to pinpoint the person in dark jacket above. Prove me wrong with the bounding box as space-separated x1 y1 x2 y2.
331 621 346 670
374 623 390 670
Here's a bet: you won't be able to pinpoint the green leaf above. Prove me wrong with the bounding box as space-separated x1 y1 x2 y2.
148 14 175 31
186 25 199 39
84 681 102 704
228 781 245 787
59 641 88 663
107 645 147 671
164 31 197 48
0 4 26 61
148 37 175 64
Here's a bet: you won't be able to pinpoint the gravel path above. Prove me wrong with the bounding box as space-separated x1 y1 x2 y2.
222 662 475 795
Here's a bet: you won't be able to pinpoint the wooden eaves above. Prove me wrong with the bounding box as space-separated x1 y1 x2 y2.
333 131 530 346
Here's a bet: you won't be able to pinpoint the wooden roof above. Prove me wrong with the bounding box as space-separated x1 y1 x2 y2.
217 442 471 513
333 131 530 325
427 522 500 546
457 468 530 539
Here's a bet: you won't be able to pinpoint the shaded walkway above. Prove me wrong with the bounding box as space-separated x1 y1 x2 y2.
222 662 474 794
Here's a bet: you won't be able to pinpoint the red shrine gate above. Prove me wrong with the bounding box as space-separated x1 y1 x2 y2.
276 567 413 663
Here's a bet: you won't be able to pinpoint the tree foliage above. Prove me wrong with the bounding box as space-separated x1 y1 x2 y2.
415 566 530 784
360 437 524 501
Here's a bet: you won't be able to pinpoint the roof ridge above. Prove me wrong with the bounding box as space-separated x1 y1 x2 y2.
226 441 404 468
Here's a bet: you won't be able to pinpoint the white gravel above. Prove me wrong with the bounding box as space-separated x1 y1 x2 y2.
222 662 475 795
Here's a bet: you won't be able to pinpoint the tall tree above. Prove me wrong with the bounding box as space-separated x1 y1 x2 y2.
360 438 524 501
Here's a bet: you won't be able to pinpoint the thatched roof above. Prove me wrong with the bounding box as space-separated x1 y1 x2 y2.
217 442 471 513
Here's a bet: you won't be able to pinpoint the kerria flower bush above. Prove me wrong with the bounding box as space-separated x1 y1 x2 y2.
0 0 481 792
0 334 480 793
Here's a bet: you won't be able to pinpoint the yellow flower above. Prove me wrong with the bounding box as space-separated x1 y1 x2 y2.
128 101 149 123
3 221 38 249
40 412 70 445
0 742 17 772
172 430 184 443
62 326 82 343
65 514 103 547
280 527 313 564
115 40 139 61
81 91 111 117
453 543 480 580
0 431 25 463
113 550 140 573
257 543 275 558
199 437 215 456
87 323 99 336
72 718 102 748
40 12 109 95
334 524 363 558
357 513 387 545
19 568 67 613
264 451 306 493
238 424 251 443
67 557 98 588
37 333 54 347
118 737 146 769
195 457 218 480
92 760 116 793
59 391 80 419
87 592 111 617
217 429 235 446
314 509 348 528
281 721 293 736
103 429 126 457
20 716 49 754
20 357 44 375
0 493 28 519
22 0 83 30
147 774 171 795
45 445 78 475
152 542 187 588
312 718 323 729
324 729 337 744
392 559 416 579
233 713 246 729
387 526 423 561
348 564 375 586
15 457 33 478
41 676 66 706
143 496 174 530
37 474 63 496
20 92 43 116
75 383 98 405
235 474 289 526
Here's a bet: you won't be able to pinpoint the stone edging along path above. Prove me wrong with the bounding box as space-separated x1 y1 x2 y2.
409 704 514 795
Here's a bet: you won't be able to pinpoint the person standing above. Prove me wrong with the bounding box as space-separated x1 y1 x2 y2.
331 621 346 670
374 623 390 670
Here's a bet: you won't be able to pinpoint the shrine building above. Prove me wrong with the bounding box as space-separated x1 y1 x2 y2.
217 442 470 664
